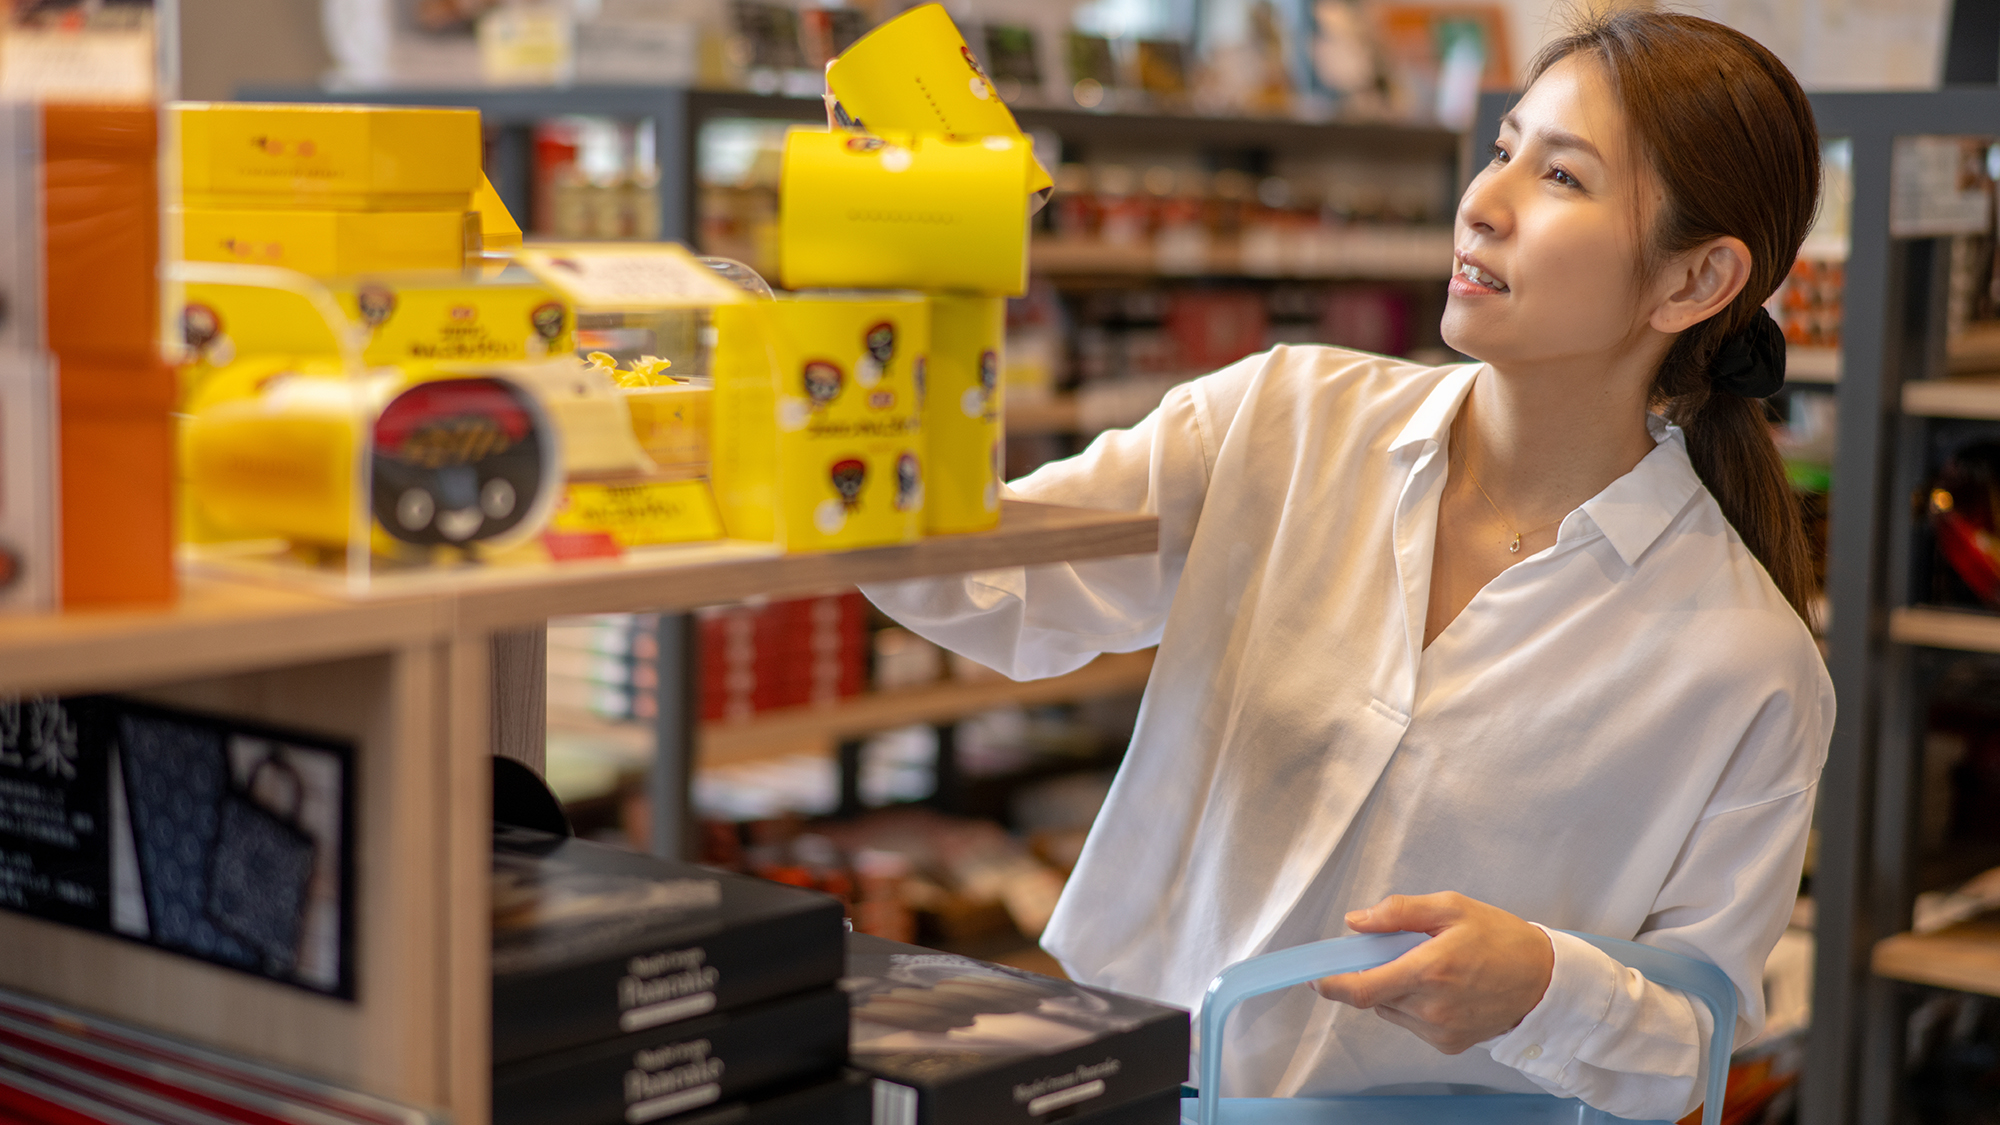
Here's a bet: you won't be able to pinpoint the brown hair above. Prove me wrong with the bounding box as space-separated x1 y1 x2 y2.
1528 12 1820 621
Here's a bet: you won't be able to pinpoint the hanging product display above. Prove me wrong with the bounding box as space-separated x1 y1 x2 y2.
778 131 1034 295
923 294 1005 533
710 291 927 551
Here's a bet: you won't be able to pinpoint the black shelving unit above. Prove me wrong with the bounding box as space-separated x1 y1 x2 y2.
1482 87 2000 1125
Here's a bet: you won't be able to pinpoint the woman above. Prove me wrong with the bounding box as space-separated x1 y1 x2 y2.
863 12 1831 1119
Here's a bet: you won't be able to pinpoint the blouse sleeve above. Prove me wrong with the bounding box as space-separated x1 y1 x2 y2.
1482 785 1818 1120
858 354 1250 681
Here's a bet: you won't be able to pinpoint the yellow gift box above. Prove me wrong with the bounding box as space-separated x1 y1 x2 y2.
174 102 483 211
180 277 573 368
176 206 473 277
778 130 1032 296
711 292 927 551
825 3 1052 197
924 295 1005 533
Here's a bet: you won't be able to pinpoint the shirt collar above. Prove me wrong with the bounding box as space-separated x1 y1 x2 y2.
1389 364 1705 569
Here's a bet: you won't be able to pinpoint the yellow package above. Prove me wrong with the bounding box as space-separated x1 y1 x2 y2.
711 293 927 550
182 364 560 553
825 3 1052 197
174 102 483 211
547 479 724 549
180 277 571 372
177 206 471 277
623 382 711 477
779 130 1032 296
924 295 1004 533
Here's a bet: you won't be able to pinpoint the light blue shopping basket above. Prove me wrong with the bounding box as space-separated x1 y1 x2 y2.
1181 930 1735 1125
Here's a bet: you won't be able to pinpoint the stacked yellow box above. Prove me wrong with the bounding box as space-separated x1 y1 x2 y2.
716 2 1037 546
172 102 486 277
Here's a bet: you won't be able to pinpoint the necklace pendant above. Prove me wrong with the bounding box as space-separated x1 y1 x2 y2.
1509 533 1522 554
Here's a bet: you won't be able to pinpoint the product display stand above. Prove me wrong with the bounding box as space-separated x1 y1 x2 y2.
0 500 1156 1125
1492 88 2000 1125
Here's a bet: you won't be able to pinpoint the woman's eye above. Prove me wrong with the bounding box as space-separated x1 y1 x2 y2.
1550 165 1580 189
1489 142 1509 165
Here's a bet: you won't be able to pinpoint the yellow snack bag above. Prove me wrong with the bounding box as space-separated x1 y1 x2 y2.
924 295 1004 533
824 3 1052 197
710 292 927 550
778 130 1032 296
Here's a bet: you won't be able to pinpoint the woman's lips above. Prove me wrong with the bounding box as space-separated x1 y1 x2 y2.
1450 255 1508 296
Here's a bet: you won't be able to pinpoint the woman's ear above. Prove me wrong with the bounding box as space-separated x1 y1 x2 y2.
1649 236 1751 335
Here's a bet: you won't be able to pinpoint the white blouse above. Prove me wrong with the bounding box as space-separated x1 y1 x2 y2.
860 348 1832 1120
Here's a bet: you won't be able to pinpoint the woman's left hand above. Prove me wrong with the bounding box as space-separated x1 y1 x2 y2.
1310 892 1555 1055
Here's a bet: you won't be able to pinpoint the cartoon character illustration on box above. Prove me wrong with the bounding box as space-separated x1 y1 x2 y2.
830 458 867 512
913 355 927 407
845 135 886 154
182 302 231 364
894 452 923 513
857 322 896 387
960 44 993 100
356 284 397 329
370 378 547 549
804 360 844 409
530 302 566 356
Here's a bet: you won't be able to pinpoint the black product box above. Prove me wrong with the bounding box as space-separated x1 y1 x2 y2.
676 1070 871 1125
492 826 845 1064
845 934 1189 1125
492 987 850 1125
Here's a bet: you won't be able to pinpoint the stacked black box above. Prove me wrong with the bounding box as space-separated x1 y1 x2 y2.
490 827 864 1125
844 933 1190 1125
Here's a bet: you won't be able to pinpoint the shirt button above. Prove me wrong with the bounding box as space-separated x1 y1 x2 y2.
1523 1045 1543 1060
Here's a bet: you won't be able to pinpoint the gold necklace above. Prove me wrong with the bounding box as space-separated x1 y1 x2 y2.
1457 428 1563 554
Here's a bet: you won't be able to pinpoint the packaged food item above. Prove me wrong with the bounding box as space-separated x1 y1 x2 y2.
923 295 1004 533
492 988 848 1125
845 933 1189 1125
710 292 927 551
173 102 483 211
180 276 573 368
824 3 1052 198
490 825 846 1064
44 104 173 605
182 364 559 552
778 131 1033 296
175 206 473 277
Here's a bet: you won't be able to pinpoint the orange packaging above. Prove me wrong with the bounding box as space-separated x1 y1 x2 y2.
43 103 174 606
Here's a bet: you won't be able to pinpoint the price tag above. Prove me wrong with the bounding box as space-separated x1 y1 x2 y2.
549 478 725 548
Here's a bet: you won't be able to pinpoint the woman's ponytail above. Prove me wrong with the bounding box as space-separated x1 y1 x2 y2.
1530 12 1822 622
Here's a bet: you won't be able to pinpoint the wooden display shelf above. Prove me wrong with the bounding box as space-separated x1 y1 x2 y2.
0 502 1158 696
1903 378 2000 419
1031 233 1453 281
1888 605 2000 653
546 649 1158 777
1786 346 1840 385
1874 914 2000 997
1008 395 1083 437
700 648 1156 765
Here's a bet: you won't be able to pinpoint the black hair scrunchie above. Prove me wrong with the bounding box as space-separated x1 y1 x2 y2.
1709 307 1787 399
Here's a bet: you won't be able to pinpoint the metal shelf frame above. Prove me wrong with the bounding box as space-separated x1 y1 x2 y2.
1479 88 2000 1125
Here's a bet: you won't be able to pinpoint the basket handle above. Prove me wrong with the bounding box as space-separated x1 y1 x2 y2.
1192 930 1737 1125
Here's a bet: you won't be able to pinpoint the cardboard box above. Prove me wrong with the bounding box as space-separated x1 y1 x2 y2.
175 206 471 277
492 827 846 1064
922 295 1004 534
846 933 1189 1125
491 987 849 1125
174 102 482 211
709 294 926 551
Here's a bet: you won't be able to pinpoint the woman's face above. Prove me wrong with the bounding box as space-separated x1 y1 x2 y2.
1442 54 1665 370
